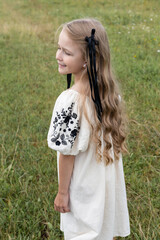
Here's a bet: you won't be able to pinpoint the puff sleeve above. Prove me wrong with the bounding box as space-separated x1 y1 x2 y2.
47 90 91 155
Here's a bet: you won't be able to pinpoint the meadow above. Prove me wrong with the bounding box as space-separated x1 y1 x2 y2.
0 0 160 239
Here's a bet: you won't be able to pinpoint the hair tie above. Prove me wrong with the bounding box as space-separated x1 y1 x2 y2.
67 29 102 123
85 29 102 123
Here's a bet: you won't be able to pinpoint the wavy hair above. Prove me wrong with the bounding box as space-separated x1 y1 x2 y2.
56 18 128 165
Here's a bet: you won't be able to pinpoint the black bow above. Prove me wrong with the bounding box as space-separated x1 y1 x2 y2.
66 29 102 123
85 29 102 123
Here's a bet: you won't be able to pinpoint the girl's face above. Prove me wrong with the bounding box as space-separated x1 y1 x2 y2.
56 29 85 81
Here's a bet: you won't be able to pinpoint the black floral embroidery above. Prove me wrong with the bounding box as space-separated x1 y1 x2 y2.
51 102 80 148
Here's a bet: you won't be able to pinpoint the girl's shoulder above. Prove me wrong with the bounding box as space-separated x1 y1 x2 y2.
55 89 93 120
56 89 90 104
53 89 82 113
55 89 79 105
58 88 82 97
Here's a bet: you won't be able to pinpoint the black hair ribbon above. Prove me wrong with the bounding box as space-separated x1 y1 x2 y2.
67 73 72 89
85 29 102 123
67 29 102 122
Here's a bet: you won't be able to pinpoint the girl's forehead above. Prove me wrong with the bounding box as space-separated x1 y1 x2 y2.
58 29 78 49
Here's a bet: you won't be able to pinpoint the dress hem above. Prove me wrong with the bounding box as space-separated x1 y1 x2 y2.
113 231 130 237
60 229 130 237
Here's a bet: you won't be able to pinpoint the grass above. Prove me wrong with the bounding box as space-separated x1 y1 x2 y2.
0 0 160 239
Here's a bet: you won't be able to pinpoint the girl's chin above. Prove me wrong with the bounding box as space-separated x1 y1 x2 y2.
58 69 69 75
58 67 66 72
58 67 73 75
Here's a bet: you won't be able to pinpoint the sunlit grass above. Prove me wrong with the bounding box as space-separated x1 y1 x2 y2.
0 0 159 239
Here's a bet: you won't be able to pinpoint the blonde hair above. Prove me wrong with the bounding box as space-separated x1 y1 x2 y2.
56 18 128 165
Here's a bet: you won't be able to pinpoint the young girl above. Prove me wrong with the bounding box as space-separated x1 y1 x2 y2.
47 18 130 240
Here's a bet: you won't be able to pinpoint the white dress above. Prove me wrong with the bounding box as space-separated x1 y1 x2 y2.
47 89 130 240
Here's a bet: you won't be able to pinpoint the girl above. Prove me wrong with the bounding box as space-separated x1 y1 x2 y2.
47 18 130 240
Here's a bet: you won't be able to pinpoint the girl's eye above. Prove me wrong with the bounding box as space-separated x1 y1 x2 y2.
57 47 71 56
65 52 71 56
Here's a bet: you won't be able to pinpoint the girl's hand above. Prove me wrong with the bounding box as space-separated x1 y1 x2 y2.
54 191 70 213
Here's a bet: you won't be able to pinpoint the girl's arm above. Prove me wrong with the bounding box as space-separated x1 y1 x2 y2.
54 153 75 213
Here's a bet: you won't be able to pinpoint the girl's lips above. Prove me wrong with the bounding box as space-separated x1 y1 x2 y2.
58 63 66 68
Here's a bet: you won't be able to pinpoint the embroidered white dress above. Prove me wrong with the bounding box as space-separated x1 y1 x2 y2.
47 89 130 240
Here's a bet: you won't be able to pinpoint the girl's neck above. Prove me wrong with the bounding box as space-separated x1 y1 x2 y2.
71 79 90 97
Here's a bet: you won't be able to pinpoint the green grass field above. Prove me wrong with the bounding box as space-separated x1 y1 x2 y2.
0 0 160 239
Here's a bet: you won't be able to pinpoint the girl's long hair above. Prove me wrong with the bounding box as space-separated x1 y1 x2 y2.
56 18 128 165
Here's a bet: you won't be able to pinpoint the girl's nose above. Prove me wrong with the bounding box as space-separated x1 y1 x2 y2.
56 50 63 61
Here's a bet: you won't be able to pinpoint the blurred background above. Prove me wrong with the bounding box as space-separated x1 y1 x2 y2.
0 0 159 239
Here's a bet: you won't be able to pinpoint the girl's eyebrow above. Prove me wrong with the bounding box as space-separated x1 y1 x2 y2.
57 43 72 53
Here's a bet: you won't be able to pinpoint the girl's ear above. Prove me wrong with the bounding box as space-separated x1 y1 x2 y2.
83 61 87 66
